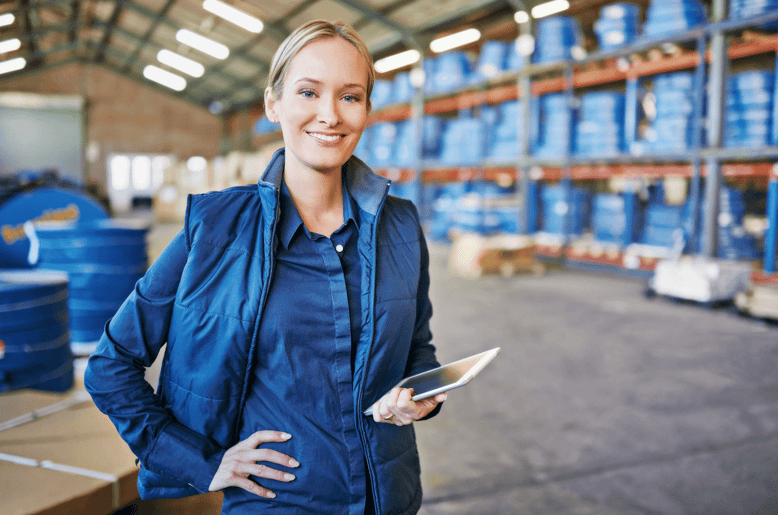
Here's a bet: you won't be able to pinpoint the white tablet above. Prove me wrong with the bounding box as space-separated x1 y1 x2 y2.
363 347 501 416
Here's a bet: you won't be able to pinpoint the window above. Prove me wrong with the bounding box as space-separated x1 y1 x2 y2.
132 155 151 191
107 152 175 212
110 155 131 191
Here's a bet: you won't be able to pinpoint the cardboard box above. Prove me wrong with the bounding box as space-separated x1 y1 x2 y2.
449 233 543 278
1 388 223 515
0 390 139 515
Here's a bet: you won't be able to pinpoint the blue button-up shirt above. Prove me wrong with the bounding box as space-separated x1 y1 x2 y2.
224 177 368 513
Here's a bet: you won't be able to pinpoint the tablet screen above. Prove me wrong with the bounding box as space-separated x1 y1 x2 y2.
398 353 488 397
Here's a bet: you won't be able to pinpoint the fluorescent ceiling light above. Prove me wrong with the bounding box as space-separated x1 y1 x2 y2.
514 11 530 23
157 49 204 78
0 38 21 54
0 57 25 75
430 28 481 53
143 65 187 91
531 0 570 18
203 0 263 33
176 29 229 59
0 13 14 28
374 49 420 73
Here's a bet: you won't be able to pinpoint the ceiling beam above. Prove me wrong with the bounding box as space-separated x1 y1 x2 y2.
328 0 422 49
18 0 39 59
11 21 81 42
94 0 126 63
68 0 80 43
122 0 177 73
5 0 74 15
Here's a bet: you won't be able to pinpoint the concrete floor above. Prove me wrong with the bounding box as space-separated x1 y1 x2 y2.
417 243 778 515
128 221 778 514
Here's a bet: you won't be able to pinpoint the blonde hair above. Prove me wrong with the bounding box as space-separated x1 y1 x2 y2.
266 20 375 111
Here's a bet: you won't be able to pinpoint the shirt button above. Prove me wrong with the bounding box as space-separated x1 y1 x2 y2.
335 244 344 253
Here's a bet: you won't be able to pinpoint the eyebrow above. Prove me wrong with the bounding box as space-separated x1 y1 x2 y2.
294 78 366 91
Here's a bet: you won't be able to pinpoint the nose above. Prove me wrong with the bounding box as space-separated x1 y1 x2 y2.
317 95 340 127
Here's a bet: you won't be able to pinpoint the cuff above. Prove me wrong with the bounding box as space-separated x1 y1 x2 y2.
145 421 227 494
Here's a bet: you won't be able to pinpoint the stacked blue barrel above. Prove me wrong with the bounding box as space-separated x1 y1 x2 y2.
468 38 526 86
450 180 518 236
354 124 372 163
30 220 149 356
535 93 575 157
371 80 394 110
486 100 524 161
575 91 626 157
717 187 760 260
439 114 486 166
541 183 591 236
724 70 774 148
729 0 778 27
595 3 641 51
370 122 399 168
642 0 706 37
640 201 689 248
534 16 583 63
394 116 445 167
647 72 699 153
430 182 470 241
592 192 640 245
392 72 414 104
430 51 471 94
470 40 509 84
0 270 73 392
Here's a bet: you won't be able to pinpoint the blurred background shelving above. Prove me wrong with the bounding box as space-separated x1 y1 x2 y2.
246 0 778 286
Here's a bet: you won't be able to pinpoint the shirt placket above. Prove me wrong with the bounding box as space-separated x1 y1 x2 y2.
313 233 366 513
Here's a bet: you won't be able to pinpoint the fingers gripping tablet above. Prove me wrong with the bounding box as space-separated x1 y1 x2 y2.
363 347 501 416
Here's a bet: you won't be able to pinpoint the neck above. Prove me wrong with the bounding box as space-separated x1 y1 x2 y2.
284 162 344 236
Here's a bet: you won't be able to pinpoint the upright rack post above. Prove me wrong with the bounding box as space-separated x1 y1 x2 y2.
687 34 708 254
411 57 425 213
702 0 729 258
765 165 778 274
517 13 535 235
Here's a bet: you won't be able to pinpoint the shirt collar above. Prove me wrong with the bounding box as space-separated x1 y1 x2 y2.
277 171 360 249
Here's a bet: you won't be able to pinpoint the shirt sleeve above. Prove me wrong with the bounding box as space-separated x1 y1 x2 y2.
84 230 226 494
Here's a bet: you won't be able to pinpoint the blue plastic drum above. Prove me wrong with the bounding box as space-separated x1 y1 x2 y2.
0 269 73 393
30 219 149 353
0 186 109 268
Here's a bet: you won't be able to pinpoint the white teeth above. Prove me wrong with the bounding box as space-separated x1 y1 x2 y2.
309 132 341 142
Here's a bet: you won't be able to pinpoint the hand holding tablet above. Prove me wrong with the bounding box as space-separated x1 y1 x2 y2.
364 347 501 417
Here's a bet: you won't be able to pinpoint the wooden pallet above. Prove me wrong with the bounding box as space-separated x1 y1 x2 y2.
735 284 778 321
449 232 545 278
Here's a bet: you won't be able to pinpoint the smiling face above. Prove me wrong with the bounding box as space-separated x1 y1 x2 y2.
264 36 369 178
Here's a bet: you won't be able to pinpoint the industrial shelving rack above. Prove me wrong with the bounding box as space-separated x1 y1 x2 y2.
247 2 778 284
360 1 778 285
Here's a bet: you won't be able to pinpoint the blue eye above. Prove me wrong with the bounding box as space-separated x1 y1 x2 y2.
299 89 315 98
344 95 361 103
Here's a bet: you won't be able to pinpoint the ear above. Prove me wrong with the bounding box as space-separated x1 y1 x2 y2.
264 87 278 123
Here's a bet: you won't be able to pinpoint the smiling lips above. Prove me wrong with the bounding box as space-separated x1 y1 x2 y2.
308 131 344 143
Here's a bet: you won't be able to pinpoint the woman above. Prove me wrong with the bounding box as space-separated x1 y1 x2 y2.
85 19 446 515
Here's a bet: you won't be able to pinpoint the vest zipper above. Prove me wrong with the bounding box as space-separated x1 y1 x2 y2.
231 187 280 443
356 180 390 514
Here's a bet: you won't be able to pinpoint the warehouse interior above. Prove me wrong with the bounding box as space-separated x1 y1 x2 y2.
3 0 778 513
